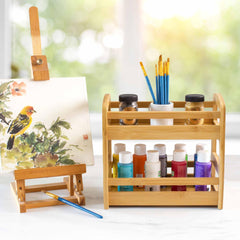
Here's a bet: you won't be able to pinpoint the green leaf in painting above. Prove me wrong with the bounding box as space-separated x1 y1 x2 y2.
60 135 69 140
69 144 83 151
50 140 60 153
59 159 75 165
42 138 50 152
56 149 71 155
59 141 67 149
57 120 71 129
0 81 12 93
26 132 36 145
50 125 61 138
34 122 46 131
2 111 12 118
35 142 45 153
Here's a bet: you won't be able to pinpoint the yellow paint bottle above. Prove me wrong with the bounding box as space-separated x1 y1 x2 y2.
113 143 126 178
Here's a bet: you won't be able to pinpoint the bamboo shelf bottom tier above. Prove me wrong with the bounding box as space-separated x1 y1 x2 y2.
108 189 218 207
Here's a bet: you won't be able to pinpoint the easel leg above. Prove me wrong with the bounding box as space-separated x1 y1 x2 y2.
69 175 74 196
74 174 85 205
75 174 83 194
16 180 26 213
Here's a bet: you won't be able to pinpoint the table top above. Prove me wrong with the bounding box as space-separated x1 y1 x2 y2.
0 155 239 240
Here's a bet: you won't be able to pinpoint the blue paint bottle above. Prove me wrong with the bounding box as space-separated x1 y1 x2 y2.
118 151 133 191
194 144 207 177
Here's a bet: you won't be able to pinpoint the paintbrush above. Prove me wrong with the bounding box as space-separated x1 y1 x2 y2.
42 190 103 219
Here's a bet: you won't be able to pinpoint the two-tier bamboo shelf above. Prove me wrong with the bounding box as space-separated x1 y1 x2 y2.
102 93 225 209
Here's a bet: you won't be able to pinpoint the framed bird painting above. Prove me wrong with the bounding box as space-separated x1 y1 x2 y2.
0 77 94 171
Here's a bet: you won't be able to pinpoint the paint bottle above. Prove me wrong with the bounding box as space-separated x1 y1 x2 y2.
119 94 138 125
154 144 167 188
112 143 126 178
174 143 188 162
133 144 147 188
145 150 161 191
195 150 211 191
118 151 133 191
171 150 187 191
185 94 205 125
194 144 207 177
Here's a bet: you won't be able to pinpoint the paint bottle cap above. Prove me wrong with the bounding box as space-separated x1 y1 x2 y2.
185 94 204 102
119 94 138 103
147 150 159 163
134 144 146 155
173 150 186 162
197 150 210 163
196 143 207 153
174 143 187 152
119 151 132 164
114 143 126 155
154 144 166 155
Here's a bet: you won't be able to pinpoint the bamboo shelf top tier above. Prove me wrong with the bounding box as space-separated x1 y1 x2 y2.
102 93 225 140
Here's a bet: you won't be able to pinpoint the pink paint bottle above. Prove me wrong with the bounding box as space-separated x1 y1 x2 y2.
171 150 187 191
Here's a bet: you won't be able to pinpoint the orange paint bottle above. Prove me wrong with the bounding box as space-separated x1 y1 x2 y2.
133 144 147 188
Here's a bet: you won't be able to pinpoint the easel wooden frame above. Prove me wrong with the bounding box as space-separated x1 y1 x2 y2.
29 6 49 81
10 6 87 213
11 165 86 213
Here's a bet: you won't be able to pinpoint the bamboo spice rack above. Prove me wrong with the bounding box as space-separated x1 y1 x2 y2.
102 93 225 209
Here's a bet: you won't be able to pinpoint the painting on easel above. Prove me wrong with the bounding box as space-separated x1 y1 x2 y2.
0 77 94 171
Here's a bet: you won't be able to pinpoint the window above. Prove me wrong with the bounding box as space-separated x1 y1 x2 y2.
142 0 240 112
8 0 240 113
0 0 239 152
11 0 120 112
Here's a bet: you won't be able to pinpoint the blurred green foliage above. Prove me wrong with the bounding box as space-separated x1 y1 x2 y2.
11 0 117 111
11 0 240 111
144 1 240 112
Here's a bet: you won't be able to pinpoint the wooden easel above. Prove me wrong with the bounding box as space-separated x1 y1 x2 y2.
11 165 86 213
11 7 86 213
29 6 49 81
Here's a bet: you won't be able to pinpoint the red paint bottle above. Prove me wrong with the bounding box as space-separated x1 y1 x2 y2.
171 150 187 191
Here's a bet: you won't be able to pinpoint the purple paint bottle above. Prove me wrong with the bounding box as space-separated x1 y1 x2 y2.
195 150 211 191
194 143 207 177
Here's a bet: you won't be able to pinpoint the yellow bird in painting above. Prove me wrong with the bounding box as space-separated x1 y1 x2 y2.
7 106 36 150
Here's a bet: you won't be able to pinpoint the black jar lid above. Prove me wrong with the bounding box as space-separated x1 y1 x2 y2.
185 94 204 102
119 94 138 103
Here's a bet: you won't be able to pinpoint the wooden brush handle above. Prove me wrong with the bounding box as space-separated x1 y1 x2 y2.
29 6 42 55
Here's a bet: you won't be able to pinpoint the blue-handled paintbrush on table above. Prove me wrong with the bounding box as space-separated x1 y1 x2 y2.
42 190 103 219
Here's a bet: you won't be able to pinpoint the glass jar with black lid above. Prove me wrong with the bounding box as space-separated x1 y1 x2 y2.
185 94 205 125
119 94 138 125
